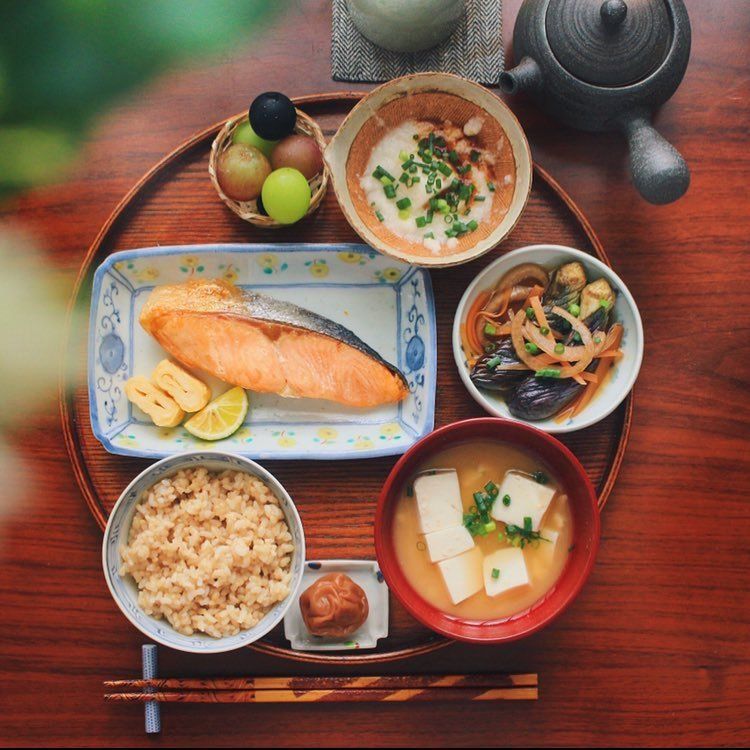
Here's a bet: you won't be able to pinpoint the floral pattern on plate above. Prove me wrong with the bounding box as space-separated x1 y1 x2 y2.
89 243 436 460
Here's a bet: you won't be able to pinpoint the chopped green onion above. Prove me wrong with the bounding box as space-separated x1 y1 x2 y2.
467 219 478 231
484 481 499 497
379 174 393 186
383 183 397 199
484 520 496 534
375 209 384 222
474 195 486 202
554 343 565 354
424 231 435 239
535 367 562 378
437 161 452 177
525 342 540 354
491 568 500 580
470 149 480 162
415 215 427 228
448 149 460 164
568 302 581 317
524 516 533 532
600 299 612 310
457 164 472 175
502 494 511 507
486 355 502 370
372 165 395 182
488 181 496 192
399 150 409 162
398 207 410 220
396 197 411 210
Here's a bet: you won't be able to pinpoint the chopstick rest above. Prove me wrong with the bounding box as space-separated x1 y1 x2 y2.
141 645 160 734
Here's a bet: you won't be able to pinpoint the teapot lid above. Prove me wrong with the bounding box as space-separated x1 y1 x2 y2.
545 0 672 87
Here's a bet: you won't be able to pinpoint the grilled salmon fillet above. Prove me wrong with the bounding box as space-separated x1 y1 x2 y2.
139 279 409 408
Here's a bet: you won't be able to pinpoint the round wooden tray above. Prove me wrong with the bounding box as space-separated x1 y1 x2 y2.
61 92 632 665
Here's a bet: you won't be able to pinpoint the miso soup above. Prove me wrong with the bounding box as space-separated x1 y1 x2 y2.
392 440 573 620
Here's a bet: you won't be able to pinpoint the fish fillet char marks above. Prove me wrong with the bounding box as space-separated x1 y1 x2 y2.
139 279 409 408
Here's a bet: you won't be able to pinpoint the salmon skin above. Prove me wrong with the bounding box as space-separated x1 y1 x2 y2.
140 279 409 408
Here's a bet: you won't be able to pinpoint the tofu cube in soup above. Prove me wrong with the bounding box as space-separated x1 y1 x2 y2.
414 470 463 535
483 547 530 598
437 547 484 605
424 525 475 563
490 471 556 531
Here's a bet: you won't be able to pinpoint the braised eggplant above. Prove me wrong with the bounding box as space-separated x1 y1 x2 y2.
508 375 582 421
508 279 615 421
470 338 527 393
542 262 587 333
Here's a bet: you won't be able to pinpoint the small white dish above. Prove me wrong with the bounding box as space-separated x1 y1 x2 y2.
102 451 305 654
452 244 644 433
283 560 389 651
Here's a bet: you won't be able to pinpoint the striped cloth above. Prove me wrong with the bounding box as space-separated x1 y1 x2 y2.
331 0 504 85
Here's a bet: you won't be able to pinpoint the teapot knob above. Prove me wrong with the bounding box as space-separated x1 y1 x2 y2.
600 0 628 30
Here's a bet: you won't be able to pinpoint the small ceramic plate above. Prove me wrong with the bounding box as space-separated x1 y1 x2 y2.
89 243 436 460
452 244 644 433
283 560 389 651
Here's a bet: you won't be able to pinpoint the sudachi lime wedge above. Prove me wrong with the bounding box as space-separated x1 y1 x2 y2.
183 386 248 441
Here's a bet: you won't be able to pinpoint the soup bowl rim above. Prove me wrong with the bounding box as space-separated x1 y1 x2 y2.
374 417 600 643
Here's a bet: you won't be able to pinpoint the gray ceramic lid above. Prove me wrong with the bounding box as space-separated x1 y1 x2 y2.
545 0 672 87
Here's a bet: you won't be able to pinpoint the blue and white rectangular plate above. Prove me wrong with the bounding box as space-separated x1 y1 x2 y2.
89 243 436 460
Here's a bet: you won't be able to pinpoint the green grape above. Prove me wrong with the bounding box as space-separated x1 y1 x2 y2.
261 168 311 224
231 121 278 157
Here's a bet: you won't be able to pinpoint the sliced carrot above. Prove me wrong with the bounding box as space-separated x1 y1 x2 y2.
597 349 623 359
580 372 599 383
465 290 491 355
572 358 613 417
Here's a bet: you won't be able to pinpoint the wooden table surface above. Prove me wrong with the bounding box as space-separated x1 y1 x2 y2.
1 1 748 746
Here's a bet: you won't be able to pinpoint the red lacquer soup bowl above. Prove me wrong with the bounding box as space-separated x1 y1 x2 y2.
374 418 600 643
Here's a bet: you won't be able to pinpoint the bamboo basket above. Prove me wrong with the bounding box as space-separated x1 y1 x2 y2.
209 109 329 227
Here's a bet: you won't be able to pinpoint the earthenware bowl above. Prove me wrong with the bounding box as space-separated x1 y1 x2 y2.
324 72 532 268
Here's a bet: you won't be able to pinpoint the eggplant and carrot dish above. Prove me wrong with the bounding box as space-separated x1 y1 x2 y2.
460 261 624 422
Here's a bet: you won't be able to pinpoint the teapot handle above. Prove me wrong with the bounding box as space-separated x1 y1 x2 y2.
618 109 690 204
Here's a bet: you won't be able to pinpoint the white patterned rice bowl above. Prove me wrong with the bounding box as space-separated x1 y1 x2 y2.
102 451 305 653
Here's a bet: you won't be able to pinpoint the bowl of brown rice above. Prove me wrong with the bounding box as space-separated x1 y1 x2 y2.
102 451 305 653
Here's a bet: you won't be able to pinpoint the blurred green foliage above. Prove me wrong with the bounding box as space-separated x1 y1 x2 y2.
0 0 279 197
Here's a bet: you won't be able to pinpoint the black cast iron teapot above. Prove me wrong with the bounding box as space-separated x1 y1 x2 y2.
500 0 691 204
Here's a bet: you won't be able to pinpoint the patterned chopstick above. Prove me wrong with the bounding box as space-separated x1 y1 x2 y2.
105 673 537 692
105 685 538 703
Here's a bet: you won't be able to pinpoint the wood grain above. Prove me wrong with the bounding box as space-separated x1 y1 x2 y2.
1 0 749 746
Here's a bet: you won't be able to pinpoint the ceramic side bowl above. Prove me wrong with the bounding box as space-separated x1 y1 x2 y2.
324 72 532 268
452 244 644 433
102 451 306 654
374 418 600 644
